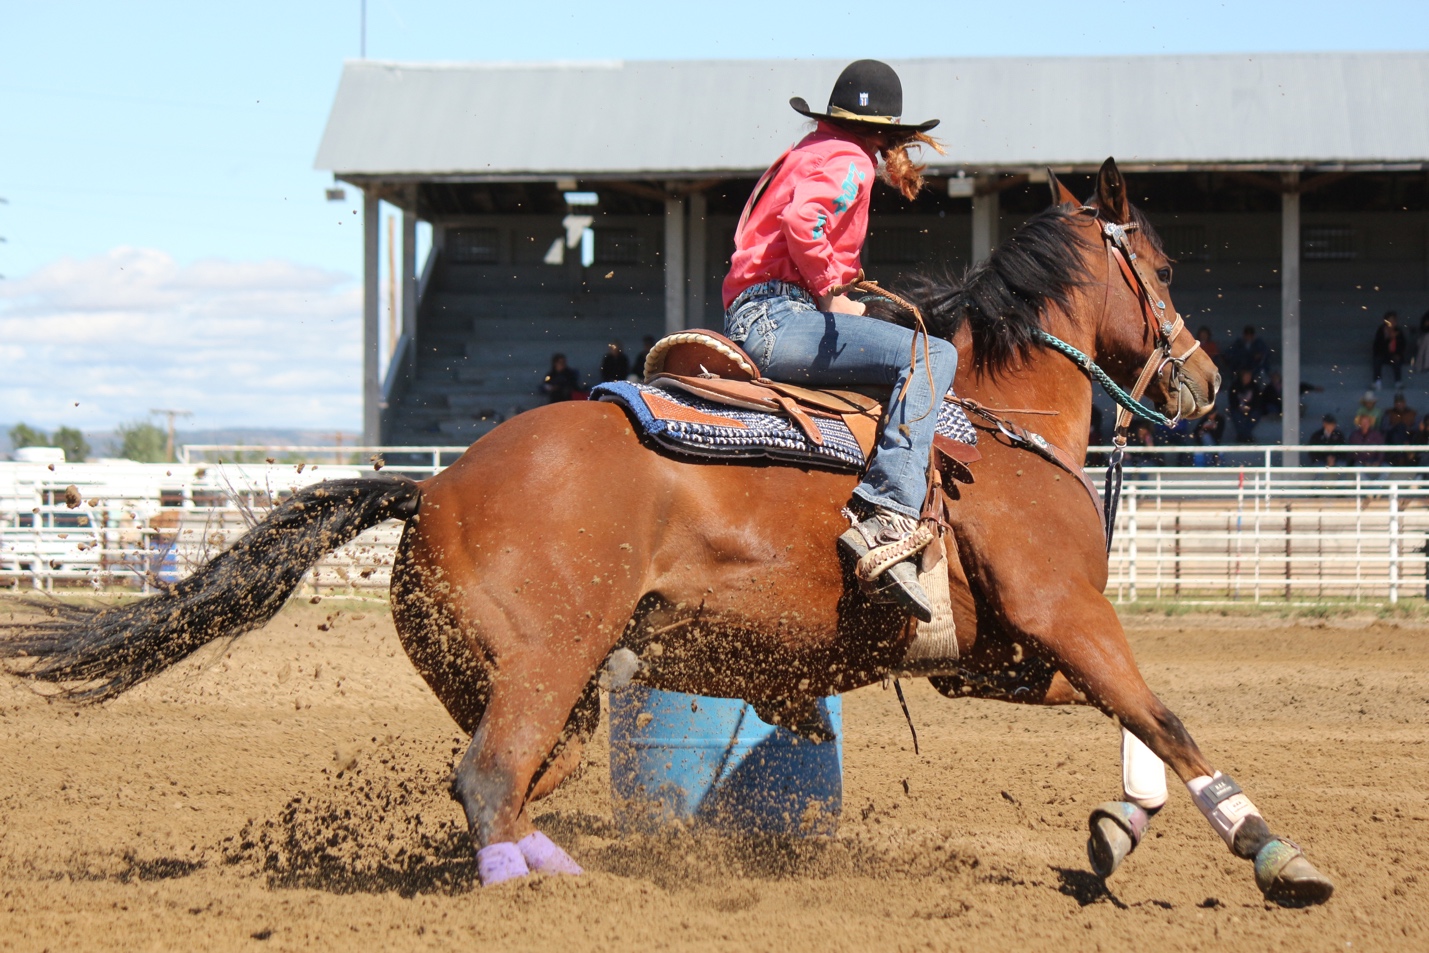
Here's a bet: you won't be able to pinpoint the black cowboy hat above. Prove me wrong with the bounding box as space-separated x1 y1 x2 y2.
790 59 939 135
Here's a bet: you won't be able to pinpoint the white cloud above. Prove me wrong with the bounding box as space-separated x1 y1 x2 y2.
0 247 362 431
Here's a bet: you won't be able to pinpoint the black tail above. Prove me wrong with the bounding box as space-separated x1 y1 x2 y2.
0 476 420 703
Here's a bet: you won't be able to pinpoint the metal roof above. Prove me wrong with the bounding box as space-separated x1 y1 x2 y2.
315 53 1429 180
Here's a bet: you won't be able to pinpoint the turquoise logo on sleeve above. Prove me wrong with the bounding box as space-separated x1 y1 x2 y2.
812 212 827 239
832 161 867 213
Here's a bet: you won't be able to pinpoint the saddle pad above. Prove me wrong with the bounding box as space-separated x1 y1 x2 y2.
592 380 976 473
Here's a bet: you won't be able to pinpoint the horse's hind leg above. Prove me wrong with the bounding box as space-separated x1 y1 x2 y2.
1032 594 1333 906
449 631 613 886
528 678 601 802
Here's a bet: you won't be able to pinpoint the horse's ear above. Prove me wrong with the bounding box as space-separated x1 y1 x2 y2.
1095 157 1130 223
1047 169 1078 208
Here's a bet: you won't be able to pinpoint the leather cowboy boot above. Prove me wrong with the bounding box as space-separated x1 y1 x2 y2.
838 505 935 622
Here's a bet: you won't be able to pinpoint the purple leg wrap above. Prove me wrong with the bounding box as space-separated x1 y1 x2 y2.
477 841 530 886
518 831 584 876
1091 801 1150 848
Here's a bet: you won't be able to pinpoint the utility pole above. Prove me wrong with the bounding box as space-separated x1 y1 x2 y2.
151 408 192 462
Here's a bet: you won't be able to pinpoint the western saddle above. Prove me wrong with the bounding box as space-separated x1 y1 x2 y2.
641 329 978 479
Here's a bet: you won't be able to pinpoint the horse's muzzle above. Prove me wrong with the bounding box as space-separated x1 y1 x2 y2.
1160 364 1220 422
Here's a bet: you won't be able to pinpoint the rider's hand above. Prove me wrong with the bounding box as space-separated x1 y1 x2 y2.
817 293 866 316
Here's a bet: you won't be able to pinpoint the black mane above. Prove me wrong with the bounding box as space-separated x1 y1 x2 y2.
865 203 1158 375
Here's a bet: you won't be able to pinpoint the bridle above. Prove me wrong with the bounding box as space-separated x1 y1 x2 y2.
1097 215 1202 434
1034 205 1206 548
1037 206 1202 439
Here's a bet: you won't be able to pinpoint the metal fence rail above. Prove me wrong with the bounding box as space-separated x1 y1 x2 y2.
1101 472 1428 603
0 460 386 594
5 446 1429 602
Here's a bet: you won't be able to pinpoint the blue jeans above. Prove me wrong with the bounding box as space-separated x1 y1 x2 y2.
726 287 959 518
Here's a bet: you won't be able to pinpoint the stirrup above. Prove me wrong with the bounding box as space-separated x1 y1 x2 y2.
854 525 935 583
838 508 936 623
840 506 935 584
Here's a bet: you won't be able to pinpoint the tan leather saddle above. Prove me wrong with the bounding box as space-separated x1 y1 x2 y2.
642 330 978 479
643 330 883 457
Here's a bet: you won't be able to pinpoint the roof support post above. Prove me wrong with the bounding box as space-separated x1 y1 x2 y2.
1281 171 1301 466
971 178 998 265
664 193 687 334
686 191 708 328
362 188 381 447
402 206 418 346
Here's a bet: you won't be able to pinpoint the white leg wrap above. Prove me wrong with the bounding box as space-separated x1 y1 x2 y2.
1187 773 1263 849
1121 728 1168 810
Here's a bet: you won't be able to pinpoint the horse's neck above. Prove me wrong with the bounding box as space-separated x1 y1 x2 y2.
957 335 1095 461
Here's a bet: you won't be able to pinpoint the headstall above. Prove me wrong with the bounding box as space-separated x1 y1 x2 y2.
1035 206 1204 549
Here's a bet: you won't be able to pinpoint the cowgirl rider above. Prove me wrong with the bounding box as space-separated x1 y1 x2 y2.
722 60 955 623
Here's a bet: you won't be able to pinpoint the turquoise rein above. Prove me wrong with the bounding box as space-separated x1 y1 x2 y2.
1034 330 1180 431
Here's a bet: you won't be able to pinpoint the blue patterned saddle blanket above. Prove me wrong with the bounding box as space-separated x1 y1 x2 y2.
591 380 976 472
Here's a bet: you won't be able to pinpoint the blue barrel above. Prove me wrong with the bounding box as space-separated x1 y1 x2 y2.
609 686 842 836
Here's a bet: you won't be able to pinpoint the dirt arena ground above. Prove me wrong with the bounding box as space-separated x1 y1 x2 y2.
1 598 1426 952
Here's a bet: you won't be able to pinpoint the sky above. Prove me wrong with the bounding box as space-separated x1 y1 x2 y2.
2 0 1426 435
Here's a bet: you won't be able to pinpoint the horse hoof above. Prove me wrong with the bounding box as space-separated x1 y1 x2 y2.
1255 839 1334 906
1088 817 1133 878
518 831 583 876
477 841 530 886
1087 802 1150 879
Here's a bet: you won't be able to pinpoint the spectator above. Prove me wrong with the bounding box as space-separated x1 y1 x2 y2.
1126 421 1163 467
1383 392 1417 431
1346 413 1384 467
1195 326 1223 375
1260 372 1284 417
599 341 630 383
1306 414 1346 467
631 335 657 381
1372 311 1406 389
541 353 581 403
1355 390 1382 429
1415 311 1429 372
1165 417 1197 446
1414 415 1429 463
1193 407 1226 466
1228 369 1264 443
1383 393 1418 466
1226 325 1270 378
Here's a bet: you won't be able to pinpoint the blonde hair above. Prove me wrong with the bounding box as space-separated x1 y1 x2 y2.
880 132 947 200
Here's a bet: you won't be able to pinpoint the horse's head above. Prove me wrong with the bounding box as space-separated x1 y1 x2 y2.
1059 158 1221 425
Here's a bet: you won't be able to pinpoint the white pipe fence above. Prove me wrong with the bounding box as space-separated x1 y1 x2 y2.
4 445 1429 603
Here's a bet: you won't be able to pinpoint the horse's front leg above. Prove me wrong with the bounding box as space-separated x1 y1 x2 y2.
1008 584 1333 906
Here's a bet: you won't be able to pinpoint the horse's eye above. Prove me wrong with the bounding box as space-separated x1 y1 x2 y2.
1156 266 1173 286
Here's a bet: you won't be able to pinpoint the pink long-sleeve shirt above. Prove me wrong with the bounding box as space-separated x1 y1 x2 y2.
722 123 877 309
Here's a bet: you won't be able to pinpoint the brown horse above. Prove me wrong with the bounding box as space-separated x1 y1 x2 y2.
1 159 1332 905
